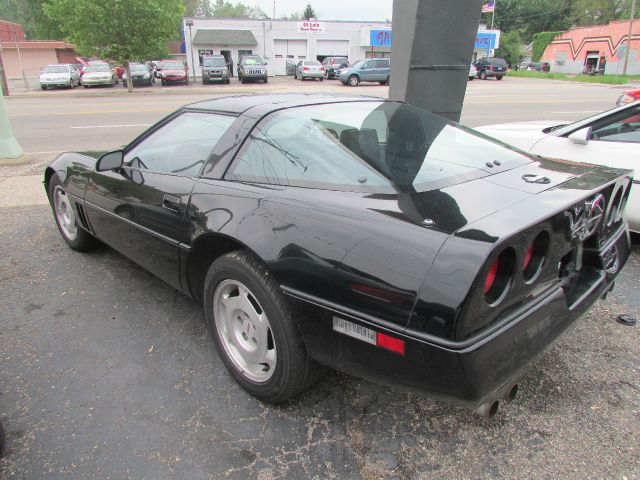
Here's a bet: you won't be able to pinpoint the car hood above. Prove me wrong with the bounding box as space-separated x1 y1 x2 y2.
84 71 112 78
162 69 186 75
41 72 70 79
475 121 564 151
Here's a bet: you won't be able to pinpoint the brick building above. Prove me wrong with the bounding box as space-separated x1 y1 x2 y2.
0 19 77 79
541 20 640 75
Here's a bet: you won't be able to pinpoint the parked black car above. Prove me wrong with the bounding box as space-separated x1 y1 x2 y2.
237 55 268 84
202 55 230 84
474 57 508 80
321 56 349 79
122 63 154 87
44 94 632 415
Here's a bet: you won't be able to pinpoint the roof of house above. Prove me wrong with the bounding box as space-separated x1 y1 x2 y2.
191 29 257 46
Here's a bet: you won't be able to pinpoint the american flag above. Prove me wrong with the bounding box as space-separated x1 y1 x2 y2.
482 1 495 13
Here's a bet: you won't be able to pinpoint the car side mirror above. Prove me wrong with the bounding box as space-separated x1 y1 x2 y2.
96 150 124 171
568 127 592 145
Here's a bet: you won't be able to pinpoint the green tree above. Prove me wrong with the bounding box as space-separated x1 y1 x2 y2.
0 0 63 39
184 0 213 18
44 0 184 92
302 3 316 20
209 1 268 19
495 30 523 66
571 0 635 25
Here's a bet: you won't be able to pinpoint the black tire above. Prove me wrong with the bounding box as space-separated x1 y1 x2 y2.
123 81 127 88
204 251 326 403
496 75 504 80
0 419 5 458
48 174 99 252
480 70 488 80
348 75 359 87
319 77 323 81
41 86 47 90
263 77 268 83
161 79 166 86
468 76 474 81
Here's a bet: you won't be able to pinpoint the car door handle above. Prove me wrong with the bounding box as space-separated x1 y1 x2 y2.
162 194 182 213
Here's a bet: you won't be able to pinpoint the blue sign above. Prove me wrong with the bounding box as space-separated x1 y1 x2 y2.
475 32 497 49
370 30 392 47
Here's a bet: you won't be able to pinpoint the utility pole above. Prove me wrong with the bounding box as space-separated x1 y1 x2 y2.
185 18 196 83
622 0 636 76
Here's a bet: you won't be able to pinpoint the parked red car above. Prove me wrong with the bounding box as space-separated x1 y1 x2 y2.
616 88 640 106
156 60 189 86
113 65 125 80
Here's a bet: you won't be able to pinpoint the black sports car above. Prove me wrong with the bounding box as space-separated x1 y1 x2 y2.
45 94 632 416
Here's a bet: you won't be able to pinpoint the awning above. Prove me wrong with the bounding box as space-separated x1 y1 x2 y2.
192 29 257 46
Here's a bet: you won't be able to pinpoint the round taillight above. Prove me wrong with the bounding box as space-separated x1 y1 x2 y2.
523 231 550 283
484 258 499 294
484 248 516 305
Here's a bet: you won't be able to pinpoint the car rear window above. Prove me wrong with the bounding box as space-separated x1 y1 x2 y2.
226 102 531 193
491 58 508 67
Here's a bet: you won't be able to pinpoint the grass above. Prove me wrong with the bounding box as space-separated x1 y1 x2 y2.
507 70 640 84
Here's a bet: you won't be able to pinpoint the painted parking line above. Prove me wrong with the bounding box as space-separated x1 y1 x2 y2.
71 124 152 129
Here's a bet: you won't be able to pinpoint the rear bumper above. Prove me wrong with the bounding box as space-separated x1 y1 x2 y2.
301 72 324 79
287 227 630 408
484 70 507 77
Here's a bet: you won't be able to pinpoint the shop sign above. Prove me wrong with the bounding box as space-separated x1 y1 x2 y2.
475 32 498 49
370 30 392 47
297 21 325 33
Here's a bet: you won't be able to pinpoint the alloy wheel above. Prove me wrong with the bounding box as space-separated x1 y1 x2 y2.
213 279 276 383
53 186 77 241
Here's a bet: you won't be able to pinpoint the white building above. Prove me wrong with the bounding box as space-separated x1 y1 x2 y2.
183 18 499 77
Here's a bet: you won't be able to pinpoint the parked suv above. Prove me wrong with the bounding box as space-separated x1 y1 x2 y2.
321 56 349 79
474 57 508 80
338 58 390 86
202 55 230 84
238 55 268 84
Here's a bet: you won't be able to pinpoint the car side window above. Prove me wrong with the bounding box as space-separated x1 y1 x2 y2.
589 105 640 144
123 112 235 176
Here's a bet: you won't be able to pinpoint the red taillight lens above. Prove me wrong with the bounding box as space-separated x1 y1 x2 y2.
484 258 499 294
377 332 405 355
320 66 325 70
489 66 494 71
303 67 309 70
523 244 534 270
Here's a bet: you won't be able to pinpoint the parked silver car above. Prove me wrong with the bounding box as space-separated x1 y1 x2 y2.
39 64 81 90
294 60 324 81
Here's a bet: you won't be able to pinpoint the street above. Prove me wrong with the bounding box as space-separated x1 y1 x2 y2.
5 76 630 153
1 76 639 479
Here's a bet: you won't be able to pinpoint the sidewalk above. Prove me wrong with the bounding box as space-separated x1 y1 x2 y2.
0 152 55 208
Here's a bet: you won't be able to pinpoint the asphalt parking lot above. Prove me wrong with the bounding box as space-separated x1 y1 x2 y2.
1 78 639 479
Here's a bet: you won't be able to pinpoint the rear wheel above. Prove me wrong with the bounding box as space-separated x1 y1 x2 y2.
263 77 268 83
205 251 326 403
480 70 488 80
161 79 166 86
496 75 504 80
348 75 360 86
48 174 99 252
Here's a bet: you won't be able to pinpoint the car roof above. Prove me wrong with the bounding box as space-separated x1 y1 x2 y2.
185 93 388 115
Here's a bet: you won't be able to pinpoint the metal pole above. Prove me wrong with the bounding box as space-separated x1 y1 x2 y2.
0 48 10 96
488 0 497 58
0 81 23 159
622 0 636 76
187 21 196 83
273 1 276 19
15 41 28 90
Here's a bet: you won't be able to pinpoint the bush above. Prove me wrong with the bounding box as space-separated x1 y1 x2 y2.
532 31 561 61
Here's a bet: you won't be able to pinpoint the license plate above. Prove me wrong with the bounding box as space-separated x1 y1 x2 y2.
332 317 376 344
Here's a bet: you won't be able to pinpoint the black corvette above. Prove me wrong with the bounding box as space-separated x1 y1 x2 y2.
45 94 632 415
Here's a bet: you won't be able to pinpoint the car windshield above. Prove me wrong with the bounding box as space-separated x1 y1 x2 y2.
227 101 532 193
204 57 226 67
331 58 347 64
161 62 183 69
86 64 110 72
44 66 68 73
243 57 263 65
130 64 147 72
350 60 365 69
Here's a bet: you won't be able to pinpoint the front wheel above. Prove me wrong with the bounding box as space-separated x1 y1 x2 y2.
348 75 360 86
205 251 326 403
48 174 99 252
496 75 504 80
263 77 268 83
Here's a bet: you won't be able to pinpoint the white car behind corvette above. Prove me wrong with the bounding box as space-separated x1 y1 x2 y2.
477 102 640 232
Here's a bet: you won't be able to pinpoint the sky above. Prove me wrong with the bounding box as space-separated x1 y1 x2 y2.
244 0 394 21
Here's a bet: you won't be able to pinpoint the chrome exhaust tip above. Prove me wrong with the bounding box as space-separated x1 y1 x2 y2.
474 400 499 418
